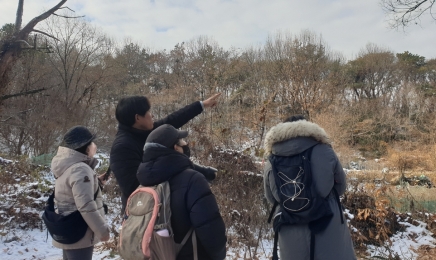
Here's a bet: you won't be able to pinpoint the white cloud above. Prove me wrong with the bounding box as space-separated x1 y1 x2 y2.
0 0 435 60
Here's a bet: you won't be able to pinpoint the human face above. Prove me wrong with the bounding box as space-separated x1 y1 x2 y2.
86 142 97 158
133 111 154 130
174 139 187 154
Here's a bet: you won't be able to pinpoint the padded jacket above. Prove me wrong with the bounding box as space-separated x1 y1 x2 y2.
110 101 203 214
51 147 110 250
137 143 227 260
263 120 356 260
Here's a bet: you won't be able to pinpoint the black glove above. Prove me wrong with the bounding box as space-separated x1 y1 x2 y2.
193 163 218 181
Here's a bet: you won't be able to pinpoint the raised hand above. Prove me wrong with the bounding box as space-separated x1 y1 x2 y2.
202 93 221 109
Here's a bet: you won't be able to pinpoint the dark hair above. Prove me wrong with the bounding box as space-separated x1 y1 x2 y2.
284 114 306 123
75 141 92 155
115 96 151 126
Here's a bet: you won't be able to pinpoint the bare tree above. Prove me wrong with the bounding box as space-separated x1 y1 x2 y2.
264 30 344 118
381 0 436 29
0 0 77 101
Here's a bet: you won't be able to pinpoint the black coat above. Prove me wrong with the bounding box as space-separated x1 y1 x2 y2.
109 101 203 213
137 144 227 260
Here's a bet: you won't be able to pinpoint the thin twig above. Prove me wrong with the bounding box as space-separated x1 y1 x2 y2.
52 13 85 19
59 6 75 12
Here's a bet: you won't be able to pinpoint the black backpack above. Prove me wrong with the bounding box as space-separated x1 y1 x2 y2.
267 145 343 260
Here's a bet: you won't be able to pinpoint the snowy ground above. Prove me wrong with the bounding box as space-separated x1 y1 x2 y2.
1 156 436 259
366 217 436 259
0 228 273 260
1 217 435 259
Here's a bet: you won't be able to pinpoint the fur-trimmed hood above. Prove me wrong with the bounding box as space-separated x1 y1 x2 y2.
263 120 330 155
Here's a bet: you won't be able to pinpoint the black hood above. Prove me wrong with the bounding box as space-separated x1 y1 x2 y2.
137 143 194 186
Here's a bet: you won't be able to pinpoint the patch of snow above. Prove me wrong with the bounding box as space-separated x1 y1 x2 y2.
367 219 436 260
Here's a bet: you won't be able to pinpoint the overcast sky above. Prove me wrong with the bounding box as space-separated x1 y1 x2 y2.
1 0 435 60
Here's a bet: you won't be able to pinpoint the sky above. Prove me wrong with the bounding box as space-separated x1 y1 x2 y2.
0 0 435 61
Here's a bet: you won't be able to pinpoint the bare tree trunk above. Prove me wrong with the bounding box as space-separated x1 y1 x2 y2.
0 0 68 99
14 0 24 33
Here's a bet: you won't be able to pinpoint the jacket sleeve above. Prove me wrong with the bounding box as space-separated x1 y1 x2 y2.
69 164 110 241
333 154 347 196
311 144 346 197
186 173 227 260
263 161 277 204
110 142 141 198
153 101 203 129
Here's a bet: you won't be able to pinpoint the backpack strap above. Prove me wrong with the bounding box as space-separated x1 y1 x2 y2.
272 230 279 260
179 228 198 260
192 230 198 260
310 232 315 260
267 201 278 224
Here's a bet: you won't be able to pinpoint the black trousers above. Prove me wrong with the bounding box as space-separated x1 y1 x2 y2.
62 246 94 260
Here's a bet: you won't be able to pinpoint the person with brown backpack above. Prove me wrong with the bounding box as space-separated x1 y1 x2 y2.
120 124 226 260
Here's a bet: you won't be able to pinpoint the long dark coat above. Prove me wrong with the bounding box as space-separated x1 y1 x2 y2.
263 120 356 260
137 143 227 260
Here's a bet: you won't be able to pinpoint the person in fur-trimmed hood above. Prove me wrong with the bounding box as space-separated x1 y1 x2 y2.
263 115 356 260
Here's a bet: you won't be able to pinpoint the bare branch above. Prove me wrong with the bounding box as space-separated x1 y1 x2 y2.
0 88 47 101
32 29 60 41
15 40 32 48
381 0 436 29
17 0 68 39
52 13 85 19
59 6 75 12
0 109 34 123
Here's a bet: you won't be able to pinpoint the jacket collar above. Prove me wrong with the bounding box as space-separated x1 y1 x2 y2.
118 124 151 139
138 144 193 185
264 120 330 156
51 146 98 178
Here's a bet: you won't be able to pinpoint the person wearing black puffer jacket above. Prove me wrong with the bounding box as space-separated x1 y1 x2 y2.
110 94 221 215
137 124 227 260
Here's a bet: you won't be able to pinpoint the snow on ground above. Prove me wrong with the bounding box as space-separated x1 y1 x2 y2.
2 216 435 260
367 219 436 259
0 228 273 260
1 155 436 259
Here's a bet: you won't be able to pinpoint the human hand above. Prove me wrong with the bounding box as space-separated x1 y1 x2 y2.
101 232 110 242
193 163 218 181
202 93 221 109
98 173 110 187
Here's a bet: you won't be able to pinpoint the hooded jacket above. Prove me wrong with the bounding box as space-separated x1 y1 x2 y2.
137 143 227 260
263 120 356 260
51 147 110 250
110 101 203 214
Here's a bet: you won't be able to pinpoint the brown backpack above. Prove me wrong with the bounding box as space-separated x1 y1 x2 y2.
118 182 197 260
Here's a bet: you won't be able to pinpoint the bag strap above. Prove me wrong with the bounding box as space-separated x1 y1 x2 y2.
310 231 315 260
48 186 100 207
272 230 279 260
192 230 198 260
267 201 278 224
180 227 194 246
179 228 198 260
